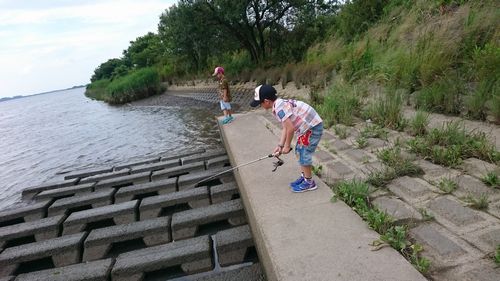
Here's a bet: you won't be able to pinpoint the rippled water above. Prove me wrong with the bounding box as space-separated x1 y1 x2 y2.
0 87 221 209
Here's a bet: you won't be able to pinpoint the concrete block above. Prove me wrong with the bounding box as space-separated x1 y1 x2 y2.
171 199 246 240
215 225 254 266
322 161 355 185
140 187 210 220
177 168 227 190
130 159 180 174
63 200 138 235
313 149 335 163
63 166 114 180
0 215 65 249
410 222 484 269
15 259 113 281
114 178 177 203
206 155 230 169
35 182 95 201
343 148 374 163
0 232 86 276
181 149 226 165
159 148 206 162
0 201 52 227
460 157 500 180
387 176 438 204
372 196 423 224
21 178 78 200
416 159 460 183
330 139 350 151
48 189 114 216
151 161 205 181
83 217 170 261
454 174 497 198
94 171 151 189
431 259 500 281
114 156 161 171
79 169 130 184
427 196 484 228
192 263 265 281
111 235 212 281
210 182 239 204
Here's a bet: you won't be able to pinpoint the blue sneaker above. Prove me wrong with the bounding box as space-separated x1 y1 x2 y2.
289 176 304 188
221 116 230 124
291 179 317 193
226 116 234 123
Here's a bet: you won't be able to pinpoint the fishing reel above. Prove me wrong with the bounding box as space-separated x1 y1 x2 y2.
271 155 285 172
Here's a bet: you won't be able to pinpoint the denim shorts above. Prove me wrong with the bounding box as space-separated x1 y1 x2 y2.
220 101 231 110
295 123 323 166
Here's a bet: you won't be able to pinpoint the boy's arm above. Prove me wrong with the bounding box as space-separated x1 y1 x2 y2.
274 118 294 155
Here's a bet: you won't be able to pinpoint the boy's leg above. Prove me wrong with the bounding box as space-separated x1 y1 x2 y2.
292 124 323 192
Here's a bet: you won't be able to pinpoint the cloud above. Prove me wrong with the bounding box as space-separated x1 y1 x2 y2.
0 0 175 97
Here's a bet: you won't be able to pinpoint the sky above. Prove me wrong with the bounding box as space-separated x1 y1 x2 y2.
0 0 176 98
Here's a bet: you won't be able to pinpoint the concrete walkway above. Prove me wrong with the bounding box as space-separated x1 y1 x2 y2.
219 111 426 281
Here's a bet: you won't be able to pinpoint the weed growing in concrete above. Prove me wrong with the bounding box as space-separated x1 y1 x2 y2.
381 226 409 252
464 194 489 210
408 110 429 136
333 180 431 274
407 121 500 166
312 165 323 177
317 81 361 126
361 124 388 140
356 136 368 148
482 172 499 189
362 90 407 131
418 208 434 222
495 245 500 264
377 147 423 177
333 125 349 139
366 168 397 187
437 178 458 194
409 244 431 274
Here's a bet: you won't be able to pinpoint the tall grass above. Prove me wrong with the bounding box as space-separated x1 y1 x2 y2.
85 68 162 104
316 81 361 126
362 90 407 130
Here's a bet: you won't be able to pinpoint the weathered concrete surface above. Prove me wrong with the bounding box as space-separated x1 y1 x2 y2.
181 149 226 165
193 263 265 281
139 187 209 220
0 215 65 249
171 199 246 240
114 177 177 203
83 216 170 261
94 171 151 189
214 224 254 266
372 196 423 224
21 179 78 200
129 158 179 174
210 182 239 204
63 200 138 235
35 182 95 201
220 112 426 281
63 166 114 180
48 189 114 216
150 161 206 182
111 235 212 281
0 201 52 226
0 232 86 276
14 258 113 281
79 168 130 184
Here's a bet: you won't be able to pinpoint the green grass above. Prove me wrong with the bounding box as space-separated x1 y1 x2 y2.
366 168 397 188
356 136 368 148
333 125 349 139
377 147 424 177
464 194 489 210
362 90 407 131
361 124 388 139
495 245 500 264
316 81 361 126
407 121 500 166
438 178 458 194
85 68 162 104
381 225 409 252
482 172 499 189
408 110 429 136
312 165 323 177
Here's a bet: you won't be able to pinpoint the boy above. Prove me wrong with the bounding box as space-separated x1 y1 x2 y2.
250 84 323 192
212 66 233 124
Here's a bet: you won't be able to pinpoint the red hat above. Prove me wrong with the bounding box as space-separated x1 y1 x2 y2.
212 66 224 76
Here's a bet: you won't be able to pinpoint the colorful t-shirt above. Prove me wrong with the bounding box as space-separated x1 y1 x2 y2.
218 78 231 102
272 98 322 136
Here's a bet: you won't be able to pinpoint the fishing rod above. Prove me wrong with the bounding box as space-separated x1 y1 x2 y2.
195 153 285 186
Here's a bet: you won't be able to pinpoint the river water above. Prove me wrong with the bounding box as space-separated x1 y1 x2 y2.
0 87 221 209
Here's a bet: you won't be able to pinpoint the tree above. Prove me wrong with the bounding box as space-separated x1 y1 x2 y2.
91 58 124 82
123 32 163 68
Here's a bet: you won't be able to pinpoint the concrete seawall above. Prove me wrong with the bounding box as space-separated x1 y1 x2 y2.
219 111 427 281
